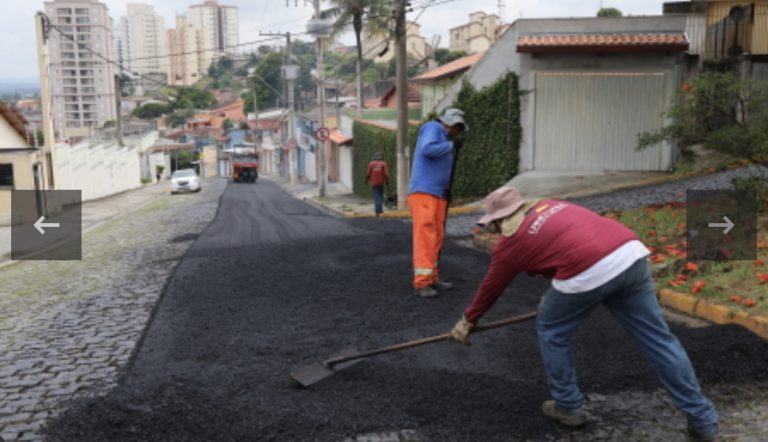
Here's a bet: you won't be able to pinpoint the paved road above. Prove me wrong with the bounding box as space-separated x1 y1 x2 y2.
44 180 768 441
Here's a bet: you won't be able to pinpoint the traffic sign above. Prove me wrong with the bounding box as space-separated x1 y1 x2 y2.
315 127 330 142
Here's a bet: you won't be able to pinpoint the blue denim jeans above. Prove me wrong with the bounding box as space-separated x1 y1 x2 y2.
537 258 718 436
372 186 384 214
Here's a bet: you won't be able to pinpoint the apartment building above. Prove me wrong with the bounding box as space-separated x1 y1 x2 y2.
44 0 117 139
188 0 239 58
117 3 167 76
449 11 500 54
362 21 429 63
167 15 212 87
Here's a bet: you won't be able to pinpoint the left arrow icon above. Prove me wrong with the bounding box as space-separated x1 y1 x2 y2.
34 216 60 235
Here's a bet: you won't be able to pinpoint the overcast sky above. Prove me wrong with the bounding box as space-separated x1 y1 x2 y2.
0 0 664 84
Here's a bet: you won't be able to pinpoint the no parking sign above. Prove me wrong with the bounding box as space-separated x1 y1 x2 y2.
315 127 330 141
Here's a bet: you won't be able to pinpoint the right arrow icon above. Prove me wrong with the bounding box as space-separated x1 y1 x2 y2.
708 215 734 234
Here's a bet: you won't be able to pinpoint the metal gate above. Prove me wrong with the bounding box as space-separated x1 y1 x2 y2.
533 72 671 171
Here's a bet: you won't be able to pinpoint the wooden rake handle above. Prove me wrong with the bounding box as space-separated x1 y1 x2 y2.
324 311 538 368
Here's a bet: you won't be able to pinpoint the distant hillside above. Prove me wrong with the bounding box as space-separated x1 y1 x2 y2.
0 82 40 97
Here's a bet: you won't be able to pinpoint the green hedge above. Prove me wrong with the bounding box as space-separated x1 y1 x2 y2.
352 72 521 200
451 72 521 198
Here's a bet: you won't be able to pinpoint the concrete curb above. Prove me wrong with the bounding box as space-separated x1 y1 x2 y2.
304 198 481 219
657 289 768 341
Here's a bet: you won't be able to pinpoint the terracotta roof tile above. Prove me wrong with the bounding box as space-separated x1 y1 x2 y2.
517 33 689 53
329 129 352 145
413 52 484 82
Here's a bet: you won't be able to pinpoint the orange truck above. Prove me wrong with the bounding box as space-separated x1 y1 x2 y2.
231 145 259 183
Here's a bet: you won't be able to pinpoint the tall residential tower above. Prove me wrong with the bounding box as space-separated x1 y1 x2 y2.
44 0 117 139
188 0 239 58
117 3 167 76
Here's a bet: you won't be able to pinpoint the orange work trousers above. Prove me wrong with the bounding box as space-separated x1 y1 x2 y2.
408 192 448 288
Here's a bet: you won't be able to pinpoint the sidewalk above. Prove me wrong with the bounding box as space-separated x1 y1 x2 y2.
266 175 481 218
0 182 170 265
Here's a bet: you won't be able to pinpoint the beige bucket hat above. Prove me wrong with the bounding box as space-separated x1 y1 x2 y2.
477 186 526 225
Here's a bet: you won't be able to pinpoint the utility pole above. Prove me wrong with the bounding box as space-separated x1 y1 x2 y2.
114 75 124 146
262 31 299 185
34 12 57 191
313 0 328 198
395 0 410 209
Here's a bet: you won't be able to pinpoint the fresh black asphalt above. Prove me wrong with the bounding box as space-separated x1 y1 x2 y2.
45 180 768 441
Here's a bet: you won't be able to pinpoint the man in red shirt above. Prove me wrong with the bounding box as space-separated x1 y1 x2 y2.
449 186 718 441
364 152 389 218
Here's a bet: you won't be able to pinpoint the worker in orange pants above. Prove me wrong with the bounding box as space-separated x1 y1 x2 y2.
408 108 468 298
409 193 448 291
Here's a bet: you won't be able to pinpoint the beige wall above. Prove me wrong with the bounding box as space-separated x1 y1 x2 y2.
0 153 37 226
201 146 218 178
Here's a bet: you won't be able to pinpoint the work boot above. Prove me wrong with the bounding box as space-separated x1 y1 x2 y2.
431 280 454 291
414 286 438 298
687 425 719 441
541 400 586 428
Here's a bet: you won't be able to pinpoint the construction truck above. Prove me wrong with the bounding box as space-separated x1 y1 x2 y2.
231 144 259 183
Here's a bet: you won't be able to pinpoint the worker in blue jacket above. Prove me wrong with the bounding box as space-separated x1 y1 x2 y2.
408 108 467 298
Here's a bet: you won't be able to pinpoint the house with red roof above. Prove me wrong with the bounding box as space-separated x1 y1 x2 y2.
436 15 690 174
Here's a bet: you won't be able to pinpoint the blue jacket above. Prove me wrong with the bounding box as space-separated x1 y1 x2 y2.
408 121 455 198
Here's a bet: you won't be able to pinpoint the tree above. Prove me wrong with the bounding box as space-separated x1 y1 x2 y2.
133 102 172 119
326 0 392 115
597 7 623 17
246 51 284 112
166 109 195 128
174 87 215 110
222 118 235 130
434 49 468 66
638 71 768 171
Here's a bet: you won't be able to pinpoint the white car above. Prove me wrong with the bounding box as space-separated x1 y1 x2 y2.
170 169 201 194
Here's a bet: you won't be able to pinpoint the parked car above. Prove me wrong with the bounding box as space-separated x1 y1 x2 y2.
170 169 201 194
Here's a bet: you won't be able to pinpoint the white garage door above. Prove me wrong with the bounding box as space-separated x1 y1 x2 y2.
533 72 671 171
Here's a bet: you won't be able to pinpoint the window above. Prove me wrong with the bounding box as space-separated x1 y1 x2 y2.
58 17 72 24
75 8 89 15
0 164 13 187
76 17 90 24
56 8 72 15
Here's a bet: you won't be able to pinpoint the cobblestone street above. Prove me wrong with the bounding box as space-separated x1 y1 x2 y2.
0 179 226 441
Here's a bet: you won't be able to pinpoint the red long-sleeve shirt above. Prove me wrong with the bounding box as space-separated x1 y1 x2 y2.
464 200 639 323
365 160 389 187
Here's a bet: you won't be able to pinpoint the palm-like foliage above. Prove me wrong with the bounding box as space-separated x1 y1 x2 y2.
325 0 392 114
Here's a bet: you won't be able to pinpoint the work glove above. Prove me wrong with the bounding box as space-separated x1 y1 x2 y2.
449 315 475 345
452 139 464 151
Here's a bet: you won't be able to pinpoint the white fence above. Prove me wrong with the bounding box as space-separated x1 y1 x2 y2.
53 131 158 201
